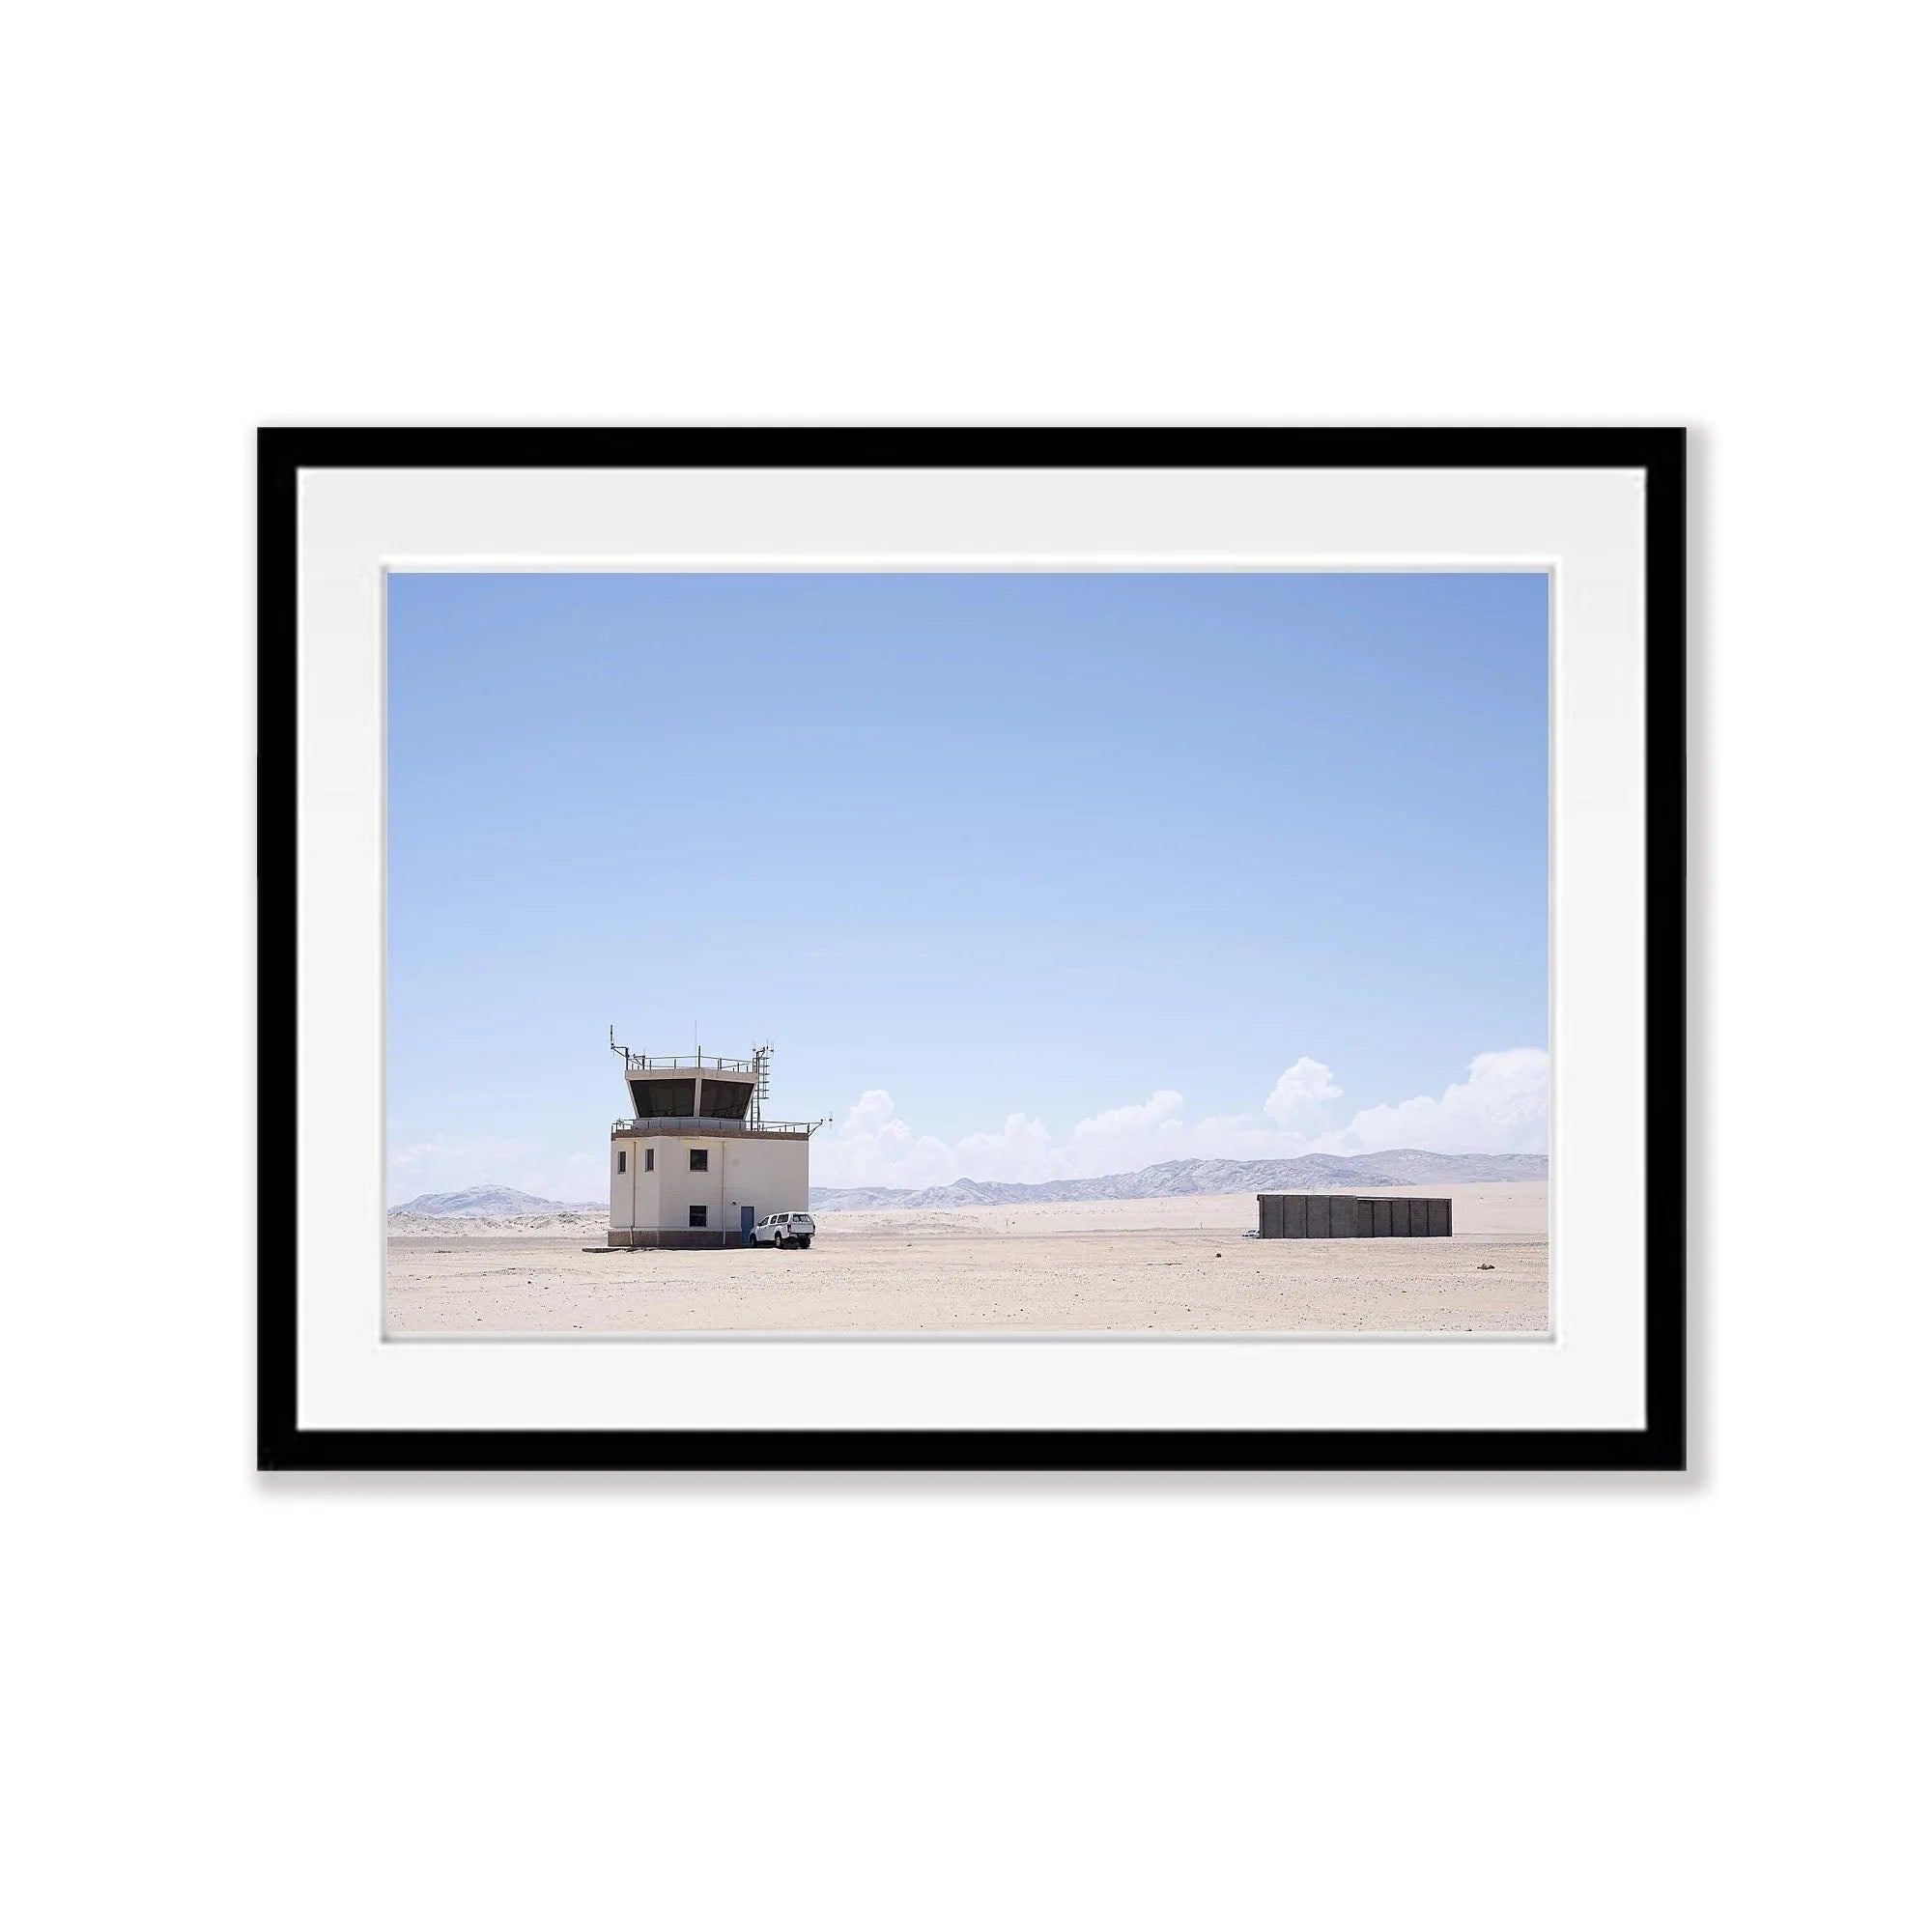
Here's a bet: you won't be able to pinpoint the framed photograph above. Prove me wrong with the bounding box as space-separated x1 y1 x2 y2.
259 427 1685 1471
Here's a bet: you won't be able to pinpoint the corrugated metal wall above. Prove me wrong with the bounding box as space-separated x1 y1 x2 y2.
1255 1194 1453 1237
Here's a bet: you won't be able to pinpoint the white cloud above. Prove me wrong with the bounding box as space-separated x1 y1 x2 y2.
815 1089 1063 1190
385 1132 599 1205
559 1150 611 1198
1318 1048 1549 1158
1263 1056 1344 1129
1072 1091 1185 1141
401 1051 1550 1201
811 1050 1548 1190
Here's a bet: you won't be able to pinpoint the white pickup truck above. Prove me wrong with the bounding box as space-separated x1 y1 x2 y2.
751 1210 814 1250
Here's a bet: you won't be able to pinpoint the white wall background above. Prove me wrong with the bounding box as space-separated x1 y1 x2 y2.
5 4 1925 1928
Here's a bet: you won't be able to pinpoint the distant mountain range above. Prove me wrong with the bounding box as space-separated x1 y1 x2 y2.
391 1151 1546 1219
809 1150 1547 1212
389 1185 602 1217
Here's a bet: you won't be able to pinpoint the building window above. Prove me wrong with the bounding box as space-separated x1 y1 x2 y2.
616 1151 626 1175
689 1149 709 1172
689 1206 708 1229
644 1148 654 1172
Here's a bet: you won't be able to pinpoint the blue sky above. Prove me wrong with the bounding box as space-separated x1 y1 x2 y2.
386 572 1548 1202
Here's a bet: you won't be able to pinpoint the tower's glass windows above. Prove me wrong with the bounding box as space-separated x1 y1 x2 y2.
690 1149 709 1173
689 1206 708 1228
617 1151 626 1175
703 1081 753 1121
630 1078 696 1118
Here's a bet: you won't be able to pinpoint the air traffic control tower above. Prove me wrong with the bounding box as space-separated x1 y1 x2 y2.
606 1032 819 1247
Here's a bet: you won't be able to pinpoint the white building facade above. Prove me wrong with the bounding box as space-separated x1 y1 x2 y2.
606 1041 816 1247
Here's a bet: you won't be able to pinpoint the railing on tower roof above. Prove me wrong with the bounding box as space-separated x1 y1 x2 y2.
620 1052 758 1075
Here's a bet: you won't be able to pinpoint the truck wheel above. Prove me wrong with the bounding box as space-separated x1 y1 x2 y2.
797 1237 811 1249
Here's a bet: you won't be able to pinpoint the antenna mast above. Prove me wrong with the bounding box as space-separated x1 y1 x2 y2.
610 1023 635 1103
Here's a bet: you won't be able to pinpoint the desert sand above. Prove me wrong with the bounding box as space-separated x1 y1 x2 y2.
386 1182 1547 1334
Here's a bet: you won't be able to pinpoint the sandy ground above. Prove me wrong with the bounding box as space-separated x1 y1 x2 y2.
386 1183 1547 1334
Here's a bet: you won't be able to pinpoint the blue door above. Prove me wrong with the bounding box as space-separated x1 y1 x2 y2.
740 1205 755 1243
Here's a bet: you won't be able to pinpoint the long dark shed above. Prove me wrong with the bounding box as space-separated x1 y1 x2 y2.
1257 1194 1452 1238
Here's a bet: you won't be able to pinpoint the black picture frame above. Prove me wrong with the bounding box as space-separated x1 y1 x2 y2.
258 427 1686 1473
